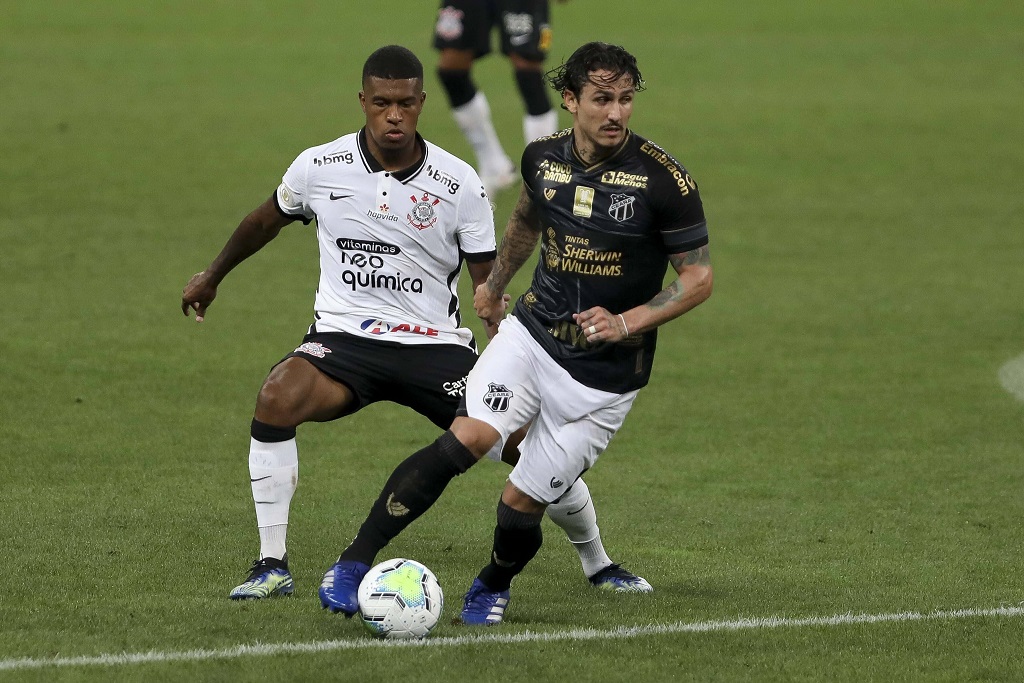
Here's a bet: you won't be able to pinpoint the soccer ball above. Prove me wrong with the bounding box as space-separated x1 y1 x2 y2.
357 558 444 639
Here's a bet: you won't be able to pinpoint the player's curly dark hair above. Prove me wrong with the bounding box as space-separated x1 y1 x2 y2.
546 42 645 99
363 45 423 83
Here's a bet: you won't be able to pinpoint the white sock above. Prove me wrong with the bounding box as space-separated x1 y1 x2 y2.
523 109 559 144
546 479 613 577
248 437 298 561
451 92 513 177
259 525 288 563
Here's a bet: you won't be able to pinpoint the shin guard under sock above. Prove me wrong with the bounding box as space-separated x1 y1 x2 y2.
339 431 477 565
478 501 544 591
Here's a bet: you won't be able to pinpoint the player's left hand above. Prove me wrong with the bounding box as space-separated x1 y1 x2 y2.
181 270 218 322
574 307 631 343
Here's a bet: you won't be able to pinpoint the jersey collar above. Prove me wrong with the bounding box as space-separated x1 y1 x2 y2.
357 127 428 182
568 130 633 172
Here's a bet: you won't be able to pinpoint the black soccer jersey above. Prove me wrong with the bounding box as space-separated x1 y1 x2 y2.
511 129 708 393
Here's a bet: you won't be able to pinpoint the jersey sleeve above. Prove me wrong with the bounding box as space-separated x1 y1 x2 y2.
274 149 315 225
519 139 543 199
456 167 498 262
642 143 709 253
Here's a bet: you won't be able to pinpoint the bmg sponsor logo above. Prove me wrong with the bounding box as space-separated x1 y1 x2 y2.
314 151 354 166
426 164 460 194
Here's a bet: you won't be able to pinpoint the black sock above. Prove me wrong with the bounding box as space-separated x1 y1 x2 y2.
339 431 477 565
514 69 552 116
478 501 543 591
437 68 476 108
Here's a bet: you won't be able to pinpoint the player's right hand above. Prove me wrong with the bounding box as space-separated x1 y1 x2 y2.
181 271 217 322
473 283 510 327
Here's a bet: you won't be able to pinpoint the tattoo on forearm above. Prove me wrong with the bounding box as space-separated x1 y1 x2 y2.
489 192 540 290
649 279 685 309
670 244 710 269
650 245 711 310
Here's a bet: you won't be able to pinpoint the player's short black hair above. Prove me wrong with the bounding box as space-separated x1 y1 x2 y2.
362 45 424 83
546 42 645 97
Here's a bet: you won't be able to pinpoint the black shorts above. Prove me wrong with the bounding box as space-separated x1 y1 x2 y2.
433 0 552 62
283 332 476 429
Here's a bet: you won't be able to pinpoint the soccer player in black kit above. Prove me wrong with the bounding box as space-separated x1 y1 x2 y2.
324 41 712 625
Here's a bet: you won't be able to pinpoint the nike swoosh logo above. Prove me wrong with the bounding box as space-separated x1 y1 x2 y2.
330 193 352 200
250 476 272 482
565 504 589 516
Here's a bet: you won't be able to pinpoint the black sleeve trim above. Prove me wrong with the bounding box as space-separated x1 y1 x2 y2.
271 191 313 225
662 219 708 253
661 219 707 238
461 249 497 263
669 234 709 255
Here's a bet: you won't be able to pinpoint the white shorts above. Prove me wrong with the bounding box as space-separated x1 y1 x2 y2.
464 315 638 504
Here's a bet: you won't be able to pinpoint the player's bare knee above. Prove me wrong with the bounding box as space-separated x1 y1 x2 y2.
500 483 546 516
254 380 299 425
450 417 500 459
254 362 309 425
438 48 474 71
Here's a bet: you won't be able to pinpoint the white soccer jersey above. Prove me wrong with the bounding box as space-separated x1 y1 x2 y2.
275 129 496 348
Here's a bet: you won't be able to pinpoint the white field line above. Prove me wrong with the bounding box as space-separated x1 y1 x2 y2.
998 354 1024 403
1 605 1022 672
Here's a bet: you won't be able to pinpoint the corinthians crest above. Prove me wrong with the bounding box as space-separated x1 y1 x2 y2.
608 193 635 222
407 192 440 230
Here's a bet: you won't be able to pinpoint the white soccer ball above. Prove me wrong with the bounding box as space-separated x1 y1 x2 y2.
357 558 444 639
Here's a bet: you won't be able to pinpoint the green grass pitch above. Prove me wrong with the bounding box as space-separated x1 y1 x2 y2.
2 1 1023 680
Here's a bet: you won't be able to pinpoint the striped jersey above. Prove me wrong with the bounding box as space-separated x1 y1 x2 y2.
275 128 496 349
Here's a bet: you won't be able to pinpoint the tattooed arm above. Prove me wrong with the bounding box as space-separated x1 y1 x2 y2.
474 185 542 326
575 244 713 343
635 244 714 331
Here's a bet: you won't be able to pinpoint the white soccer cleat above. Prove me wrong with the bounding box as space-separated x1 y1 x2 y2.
588 563 654 593
481 165 519 197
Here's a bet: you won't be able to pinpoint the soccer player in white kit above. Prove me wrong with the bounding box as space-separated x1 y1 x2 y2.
181 45 648 606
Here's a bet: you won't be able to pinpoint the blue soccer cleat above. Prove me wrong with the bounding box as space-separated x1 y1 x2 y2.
319 559 370 617
460 577 510 626
229 557 294 600
588 563 654 593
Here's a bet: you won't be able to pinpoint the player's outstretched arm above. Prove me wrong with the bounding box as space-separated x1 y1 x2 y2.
181 196 294 322
467 259 509 340
575 244 712 343
475 185 541 326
